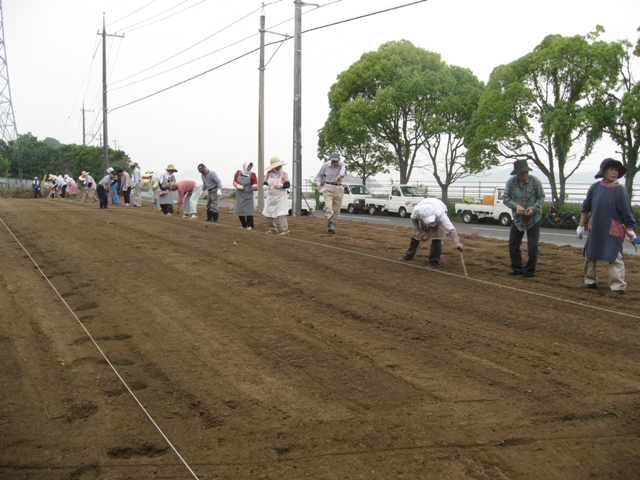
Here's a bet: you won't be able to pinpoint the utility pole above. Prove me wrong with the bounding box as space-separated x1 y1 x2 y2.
99 14 124 173
257 10 265 211
0 0 17 141
81 102 93 146
291 1 318 216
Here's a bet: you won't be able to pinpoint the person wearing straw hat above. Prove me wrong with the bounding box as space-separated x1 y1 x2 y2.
398 197 464 266
198 163 222 222
79 171 98 203
47 174 58 198
576 158 637 298
157 164 178 216
32 177 41 198
131 162 142 207
316 151 346 234
503 159 545 279
146 170 162 211
233 161 258 229
262 156 291 235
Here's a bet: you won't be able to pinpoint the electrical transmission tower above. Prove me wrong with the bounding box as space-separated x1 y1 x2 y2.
0 0 17 142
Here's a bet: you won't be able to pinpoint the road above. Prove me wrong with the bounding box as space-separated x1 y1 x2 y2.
310 209 640 255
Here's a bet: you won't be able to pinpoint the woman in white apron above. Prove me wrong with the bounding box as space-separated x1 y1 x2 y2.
262 157 290 235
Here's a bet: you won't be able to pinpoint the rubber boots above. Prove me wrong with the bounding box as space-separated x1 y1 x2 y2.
212 212 219 223
206 211 213 222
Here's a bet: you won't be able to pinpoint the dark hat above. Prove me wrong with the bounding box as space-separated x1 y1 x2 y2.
510 160 532 176
595 158 627 179
197 163 206 172
329 152 340 161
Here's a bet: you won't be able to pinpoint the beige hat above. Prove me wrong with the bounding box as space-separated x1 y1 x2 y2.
48 174 57 180
265 156 286 171
145 170 154 175
165 164 178 172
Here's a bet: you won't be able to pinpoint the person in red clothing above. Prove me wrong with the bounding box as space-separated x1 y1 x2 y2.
233 161 258 229
171 179 202 219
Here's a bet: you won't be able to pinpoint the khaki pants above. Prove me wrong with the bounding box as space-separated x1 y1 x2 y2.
132 183 142 207
267 216 289 233
323 184 344 223
583 252 626 291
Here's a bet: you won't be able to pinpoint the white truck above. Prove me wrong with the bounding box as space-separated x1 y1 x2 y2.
319 183 373 214
365 185 426 218
454 187 513 226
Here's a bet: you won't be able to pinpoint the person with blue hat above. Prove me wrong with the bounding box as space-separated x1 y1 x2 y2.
316 151 346 234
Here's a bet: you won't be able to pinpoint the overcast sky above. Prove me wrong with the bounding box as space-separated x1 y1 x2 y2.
4 0 640 184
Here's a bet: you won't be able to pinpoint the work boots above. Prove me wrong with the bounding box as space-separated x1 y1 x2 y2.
212 212 219 223
206 211 213 222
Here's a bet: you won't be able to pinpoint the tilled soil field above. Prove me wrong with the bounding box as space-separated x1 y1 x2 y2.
1 197 639 480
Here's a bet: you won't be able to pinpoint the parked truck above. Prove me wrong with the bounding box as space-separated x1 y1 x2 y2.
454 187 513 226
320 183 373 214
365 185 426 218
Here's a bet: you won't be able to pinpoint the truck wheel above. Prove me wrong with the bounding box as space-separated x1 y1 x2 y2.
368 205 377 215
499 213 512 227
462 211 474 224
398 207 408 218
347 204 355 214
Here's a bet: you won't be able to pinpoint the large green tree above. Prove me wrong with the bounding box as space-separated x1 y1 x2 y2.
466 30 623 206
325 40 447 184
421 65 485 202
591 27 640 198
317 110 392 184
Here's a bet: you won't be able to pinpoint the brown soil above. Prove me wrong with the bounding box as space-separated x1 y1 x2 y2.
1 197 639 480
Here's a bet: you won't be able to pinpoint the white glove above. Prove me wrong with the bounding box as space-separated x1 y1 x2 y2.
236 185 244 190
576 226 584 239
251 185 258 191
217 189 222 196
627 229 637 240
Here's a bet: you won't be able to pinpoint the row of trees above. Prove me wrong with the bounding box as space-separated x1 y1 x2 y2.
319 27 640 206
0 133 131 182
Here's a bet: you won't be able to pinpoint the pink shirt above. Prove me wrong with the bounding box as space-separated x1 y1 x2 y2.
120 171 132 190
174 179 196 204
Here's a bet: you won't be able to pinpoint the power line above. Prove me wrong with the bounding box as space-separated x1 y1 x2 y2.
106 0 157 28
110 1 284 87
110 0 429 112
119 0 206 35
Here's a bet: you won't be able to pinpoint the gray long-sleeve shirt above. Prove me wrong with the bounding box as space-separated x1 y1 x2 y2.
201 170 221 191
316 161 346 185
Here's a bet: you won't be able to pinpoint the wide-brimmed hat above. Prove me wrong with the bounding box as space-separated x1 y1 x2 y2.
81 170 90 176
165 164 178 172
48 174 57 180
595 158 627 179
510 160 532 176
266 156 286 171
79 174 86 181
145 170 154 175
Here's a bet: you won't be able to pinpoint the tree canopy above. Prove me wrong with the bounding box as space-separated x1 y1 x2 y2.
466 29 624 206
322 40 447 184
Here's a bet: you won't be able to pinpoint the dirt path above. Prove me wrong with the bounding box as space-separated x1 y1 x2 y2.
1 198 639 479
